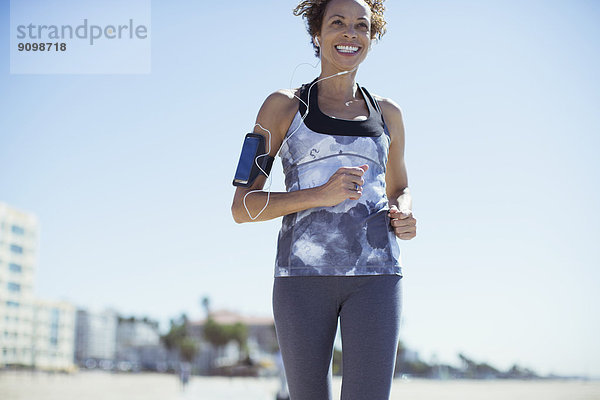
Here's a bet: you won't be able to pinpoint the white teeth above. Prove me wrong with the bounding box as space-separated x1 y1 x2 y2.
336 45 359 53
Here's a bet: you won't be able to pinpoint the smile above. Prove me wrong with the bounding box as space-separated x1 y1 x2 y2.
335 44 360 54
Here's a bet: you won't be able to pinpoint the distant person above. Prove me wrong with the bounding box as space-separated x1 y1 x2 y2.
231 0 416 399
179 361 191 390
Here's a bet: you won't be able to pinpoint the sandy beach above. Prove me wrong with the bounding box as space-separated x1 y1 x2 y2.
1 371 599 400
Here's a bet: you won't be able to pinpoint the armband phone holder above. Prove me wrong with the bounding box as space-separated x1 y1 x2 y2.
232 133 274 187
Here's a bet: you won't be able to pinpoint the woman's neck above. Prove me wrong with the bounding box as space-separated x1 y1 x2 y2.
317 69 359 102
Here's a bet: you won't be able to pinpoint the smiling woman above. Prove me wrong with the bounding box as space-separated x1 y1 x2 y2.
294 0 387 57
230 0 416 399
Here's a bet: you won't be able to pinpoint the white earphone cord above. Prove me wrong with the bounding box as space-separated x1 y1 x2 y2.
243 66 359 220
242 65 359 221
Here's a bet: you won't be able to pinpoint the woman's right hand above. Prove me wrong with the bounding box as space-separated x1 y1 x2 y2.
317 164 369 207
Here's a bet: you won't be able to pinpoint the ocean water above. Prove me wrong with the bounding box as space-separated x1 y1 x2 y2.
1 371 599 400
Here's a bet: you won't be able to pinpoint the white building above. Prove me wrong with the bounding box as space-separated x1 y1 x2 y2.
75 308 118 365
117 316 160 349
32 299 76 371
0 202 76 371
115 316 161 370
0 202 38 367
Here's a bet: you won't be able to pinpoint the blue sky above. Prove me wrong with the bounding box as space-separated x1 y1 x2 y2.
1 0 599 377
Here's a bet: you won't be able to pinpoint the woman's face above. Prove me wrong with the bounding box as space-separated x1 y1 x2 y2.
317 0 372 71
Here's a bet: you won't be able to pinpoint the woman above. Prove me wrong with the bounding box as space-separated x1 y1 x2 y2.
231 0 416 398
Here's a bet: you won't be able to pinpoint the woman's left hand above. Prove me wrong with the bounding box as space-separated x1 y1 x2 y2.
388 205 417 240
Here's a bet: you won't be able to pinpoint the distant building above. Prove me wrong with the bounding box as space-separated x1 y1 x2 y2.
0 202 76 371
32 299 76 371
189 310 278 374
0 202 38 368
194 310 277 352
116 316 163 371
74 308 118 367
117 316 160 348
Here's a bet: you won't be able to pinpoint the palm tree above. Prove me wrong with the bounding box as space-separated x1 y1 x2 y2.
203 318 249 367
201 296 211 318
161 314 198 371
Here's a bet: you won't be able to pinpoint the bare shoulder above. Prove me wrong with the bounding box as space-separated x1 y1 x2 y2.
261 88 300 118
372 94 405 142
372 94 404 125
255 88 300 143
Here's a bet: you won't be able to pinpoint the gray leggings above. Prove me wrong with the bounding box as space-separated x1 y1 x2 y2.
272 275 402 400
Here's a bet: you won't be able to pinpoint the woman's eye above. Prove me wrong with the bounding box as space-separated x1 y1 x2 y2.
357 23 369 30
333 19 343 25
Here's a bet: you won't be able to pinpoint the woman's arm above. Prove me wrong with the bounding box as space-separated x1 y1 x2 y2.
231 90 368 223
378 96 417 240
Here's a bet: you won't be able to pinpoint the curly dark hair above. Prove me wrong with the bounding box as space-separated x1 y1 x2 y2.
293 0 387 57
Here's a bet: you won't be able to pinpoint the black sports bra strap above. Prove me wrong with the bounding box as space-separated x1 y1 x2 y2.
360 86 381 114
296 78 385 137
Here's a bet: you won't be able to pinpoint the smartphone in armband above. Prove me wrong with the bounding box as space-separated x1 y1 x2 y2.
232 133 274 187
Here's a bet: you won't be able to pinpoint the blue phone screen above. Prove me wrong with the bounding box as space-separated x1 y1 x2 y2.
234 136 260 184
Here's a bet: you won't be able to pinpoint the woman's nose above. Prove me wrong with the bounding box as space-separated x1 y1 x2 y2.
343 26 357 39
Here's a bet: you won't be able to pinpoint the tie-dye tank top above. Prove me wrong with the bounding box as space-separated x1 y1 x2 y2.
274 79 402 277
